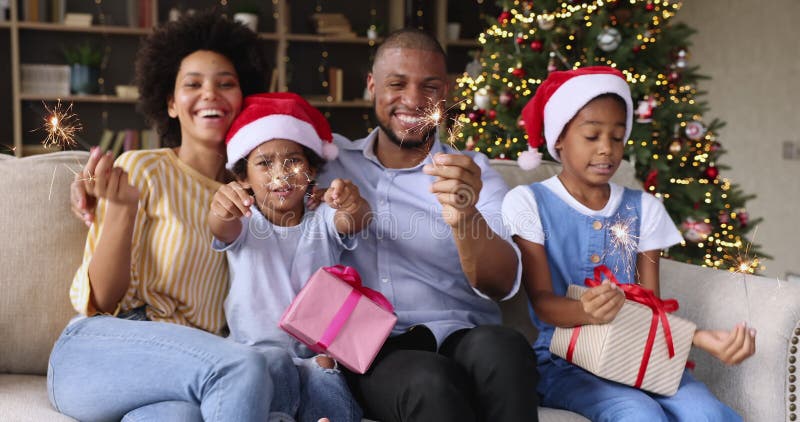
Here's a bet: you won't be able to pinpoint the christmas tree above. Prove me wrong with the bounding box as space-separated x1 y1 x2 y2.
452 0 766 271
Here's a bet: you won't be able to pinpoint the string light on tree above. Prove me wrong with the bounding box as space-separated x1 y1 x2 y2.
453 0 766 270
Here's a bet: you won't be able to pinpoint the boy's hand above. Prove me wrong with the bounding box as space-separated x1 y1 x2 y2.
693 324 756 365
580 280 626 324
86 150 139 207
324 179 361 213
211 181 254 220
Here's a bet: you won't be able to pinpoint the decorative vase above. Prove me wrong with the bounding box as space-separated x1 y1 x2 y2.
69 64 99 95
233 13 258 32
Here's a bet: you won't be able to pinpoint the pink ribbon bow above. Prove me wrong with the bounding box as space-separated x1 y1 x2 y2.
313 265 394 353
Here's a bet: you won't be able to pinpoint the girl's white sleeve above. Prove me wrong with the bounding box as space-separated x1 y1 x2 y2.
638 192 684 252
502 185 545 245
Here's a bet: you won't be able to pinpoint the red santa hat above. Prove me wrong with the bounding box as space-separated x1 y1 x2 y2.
225 92 337 170
518 66 633 169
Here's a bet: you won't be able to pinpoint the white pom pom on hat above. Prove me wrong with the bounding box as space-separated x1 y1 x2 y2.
225 92 337 170
518 66 633 169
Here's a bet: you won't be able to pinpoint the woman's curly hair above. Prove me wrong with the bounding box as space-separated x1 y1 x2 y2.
135 10 268 146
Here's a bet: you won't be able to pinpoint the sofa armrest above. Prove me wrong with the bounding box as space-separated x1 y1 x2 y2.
660 259 799 422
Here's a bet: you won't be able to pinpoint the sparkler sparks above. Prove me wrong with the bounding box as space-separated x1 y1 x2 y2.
606 213 641 279
398 98 469 164
39 100 83 149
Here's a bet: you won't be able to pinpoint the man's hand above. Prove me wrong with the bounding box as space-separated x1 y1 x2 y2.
422 153 482 226
693 324 756 365
579 281 626 324
210 181 254 221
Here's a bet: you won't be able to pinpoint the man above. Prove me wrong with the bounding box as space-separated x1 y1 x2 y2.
316 28 539 422
71 28 539 421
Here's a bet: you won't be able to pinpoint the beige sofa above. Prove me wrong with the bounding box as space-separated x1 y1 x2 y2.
1 151 798 422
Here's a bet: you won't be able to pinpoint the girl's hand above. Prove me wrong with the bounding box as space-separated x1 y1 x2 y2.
324 178 361 213
86 150 139 207
579 280 626 324
211 181 253 221
693 324 756 365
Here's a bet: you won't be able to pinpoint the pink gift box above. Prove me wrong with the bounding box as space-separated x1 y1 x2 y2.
279 265 397 374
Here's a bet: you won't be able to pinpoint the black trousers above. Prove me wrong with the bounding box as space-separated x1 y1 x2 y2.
345 325 540 422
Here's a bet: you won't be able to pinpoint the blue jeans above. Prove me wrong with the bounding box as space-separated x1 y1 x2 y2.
47 316 298 422
539 358 742 422
294 356 362 422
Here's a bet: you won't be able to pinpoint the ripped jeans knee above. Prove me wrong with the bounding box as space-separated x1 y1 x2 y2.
312 354 340 373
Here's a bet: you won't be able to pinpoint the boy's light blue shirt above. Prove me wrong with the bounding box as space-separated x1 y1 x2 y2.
318 129 521 348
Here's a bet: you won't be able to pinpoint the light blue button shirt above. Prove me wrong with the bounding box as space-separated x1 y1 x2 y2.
318 129 521 347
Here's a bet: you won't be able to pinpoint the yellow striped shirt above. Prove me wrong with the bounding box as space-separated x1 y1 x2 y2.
70 148 229 334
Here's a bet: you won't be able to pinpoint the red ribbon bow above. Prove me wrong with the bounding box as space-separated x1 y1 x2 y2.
313 265 394 353
566 265 679 389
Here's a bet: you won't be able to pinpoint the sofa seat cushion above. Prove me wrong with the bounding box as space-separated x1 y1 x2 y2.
0 375 75 421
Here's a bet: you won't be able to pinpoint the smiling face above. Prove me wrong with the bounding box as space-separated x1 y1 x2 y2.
167 50 242 149
555 94 628 189
367 47 448 150
240 139 317 226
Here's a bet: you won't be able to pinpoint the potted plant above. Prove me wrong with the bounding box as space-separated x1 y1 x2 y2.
233 3 260 33
63 42 103 95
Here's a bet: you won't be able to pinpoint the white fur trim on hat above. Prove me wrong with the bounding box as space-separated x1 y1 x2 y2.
543 73 633 161
226 115 322 170
517 148 543 170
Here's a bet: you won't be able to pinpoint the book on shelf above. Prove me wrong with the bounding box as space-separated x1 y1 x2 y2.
310 13 355 37
328 66 343 102
63 13 92 27
97 129 114 152
269 68 279 93
110 131 126 157
98 129 160 156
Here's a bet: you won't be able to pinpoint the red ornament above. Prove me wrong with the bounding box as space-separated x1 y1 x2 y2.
704 166 719 180
499 91 513 106
511 67 526 79
645 2 655 11
668 70 681 82
488 109 497 120
632 45 642 54
468 111 479 122
516 37 525 45
530 40 543 52
644 169 658 192
737 210 749 227
498 11 511 25
718 212 730 224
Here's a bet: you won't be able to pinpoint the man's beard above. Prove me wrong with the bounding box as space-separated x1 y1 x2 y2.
375 111 436 150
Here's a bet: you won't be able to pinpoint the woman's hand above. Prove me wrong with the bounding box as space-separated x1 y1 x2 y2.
71 147 103 226
579 280 626 324
84 149 139 208
693 324 756 365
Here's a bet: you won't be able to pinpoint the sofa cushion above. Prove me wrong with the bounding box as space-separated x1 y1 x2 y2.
0 151 89 375
0 375 76 421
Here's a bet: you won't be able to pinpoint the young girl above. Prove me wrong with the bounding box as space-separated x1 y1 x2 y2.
209 92 371 422
503 66 756 421
49 11 297 421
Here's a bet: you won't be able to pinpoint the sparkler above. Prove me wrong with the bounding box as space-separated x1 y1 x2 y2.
399 98 469 164
723 225 764 324
39 100 83 149
605 212 641 280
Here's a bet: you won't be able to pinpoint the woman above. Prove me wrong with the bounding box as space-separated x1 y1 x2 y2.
49 11 298 422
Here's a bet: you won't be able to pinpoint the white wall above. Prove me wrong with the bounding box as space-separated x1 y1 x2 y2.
677 0 800 279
